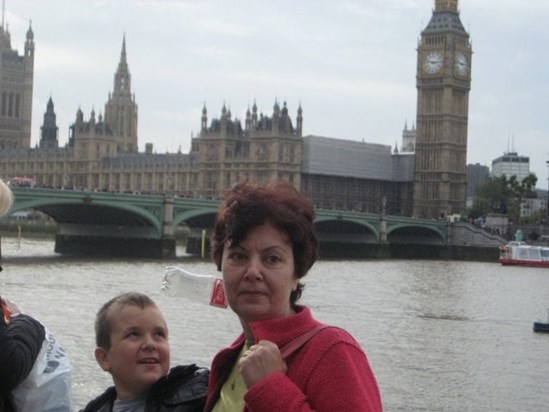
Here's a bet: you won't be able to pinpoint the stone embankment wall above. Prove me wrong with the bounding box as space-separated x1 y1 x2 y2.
446 222 506 247
436 222 503 262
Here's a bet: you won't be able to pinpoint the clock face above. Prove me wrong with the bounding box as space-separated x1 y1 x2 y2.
455 52 468 76
423 51 443 74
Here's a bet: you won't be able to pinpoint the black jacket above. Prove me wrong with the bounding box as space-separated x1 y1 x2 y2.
0 312 46 412
80 364 209 412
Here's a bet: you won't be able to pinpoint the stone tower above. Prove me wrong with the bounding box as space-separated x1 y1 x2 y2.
412 0 472 218
104 35 138 153
401 121 416 153
0 20 34 150
39 96 59 148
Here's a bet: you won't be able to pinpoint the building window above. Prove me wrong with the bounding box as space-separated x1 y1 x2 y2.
1 92 6 116
8 92 14 116
15 94 20 117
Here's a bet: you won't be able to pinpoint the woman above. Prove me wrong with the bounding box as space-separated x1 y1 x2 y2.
204 181 382 411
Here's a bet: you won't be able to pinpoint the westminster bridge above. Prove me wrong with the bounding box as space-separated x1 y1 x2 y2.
4 187 502 259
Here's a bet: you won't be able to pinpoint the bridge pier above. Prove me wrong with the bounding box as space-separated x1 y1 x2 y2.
160 196 176 258
379 215 387 243
186 228 211 258
162 196 175 238
53 195 178 259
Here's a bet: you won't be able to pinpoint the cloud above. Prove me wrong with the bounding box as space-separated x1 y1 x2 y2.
6 0 549 185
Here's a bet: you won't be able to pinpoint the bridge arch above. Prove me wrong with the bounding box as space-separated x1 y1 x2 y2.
173 208 217 228
11 197 163 235
314 216 379 242
387 223 446 245
6 188 456 258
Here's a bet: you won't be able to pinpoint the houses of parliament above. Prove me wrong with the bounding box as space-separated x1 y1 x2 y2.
0 0 472 219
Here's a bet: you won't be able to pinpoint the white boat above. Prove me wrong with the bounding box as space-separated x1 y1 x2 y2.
499 241 549 267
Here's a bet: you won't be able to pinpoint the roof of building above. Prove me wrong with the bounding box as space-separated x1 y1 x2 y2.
423 11 467 36
302 135 413 181
492 152 530 164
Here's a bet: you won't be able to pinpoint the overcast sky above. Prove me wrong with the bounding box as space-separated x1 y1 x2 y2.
4 0 549 188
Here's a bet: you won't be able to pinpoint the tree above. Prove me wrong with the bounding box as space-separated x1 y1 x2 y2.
506 173 538 223
469 173 538 221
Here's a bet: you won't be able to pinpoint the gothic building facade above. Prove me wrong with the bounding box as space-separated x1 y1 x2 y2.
413 0 472 218
400 121 416 154
0 36 180 192
190 100 303 198
0 35 306 199
0 21 34 150
0 1 471 218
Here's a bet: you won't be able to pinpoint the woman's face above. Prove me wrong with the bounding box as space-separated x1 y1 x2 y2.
221 222 298 324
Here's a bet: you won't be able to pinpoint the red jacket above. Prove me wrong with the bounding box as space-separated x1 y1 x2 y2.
205 306 382 411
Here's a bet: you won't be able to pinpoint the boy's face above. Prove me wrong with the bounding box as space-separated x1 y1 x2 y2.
95 304 170 400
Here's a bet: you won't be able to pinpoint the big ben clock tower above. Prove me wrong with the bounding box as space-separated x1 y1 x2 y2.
412 0 472 219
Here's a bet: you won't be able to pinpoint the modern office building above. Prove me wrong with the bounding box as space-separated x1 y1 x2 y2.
491 151 531 181
466 163 490 198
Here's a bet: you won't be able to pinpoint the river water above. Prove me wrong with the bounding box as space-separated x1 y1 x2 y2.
1 236 548 411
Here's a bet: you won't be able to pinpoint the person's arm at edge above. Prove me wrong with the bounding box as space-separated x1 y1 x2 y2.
0 313 46 392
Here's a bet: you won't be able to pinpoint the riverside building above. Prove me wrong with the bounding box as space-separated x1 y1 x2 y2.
0 20 34 150
0 1 473 218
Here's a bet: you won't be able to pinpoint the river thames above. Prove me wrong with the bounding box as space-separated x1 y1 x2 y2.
1 236 548 411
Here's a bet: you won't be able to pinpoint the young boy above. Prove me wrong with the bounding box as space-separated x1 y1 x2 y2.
81 292 208 412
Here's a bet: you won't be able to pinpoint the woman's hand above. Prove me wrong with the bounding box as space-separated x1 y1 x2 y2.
239 340 287 388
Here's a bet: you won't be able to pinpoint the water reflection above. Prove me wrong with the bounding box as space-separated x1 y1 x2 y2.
1 236 549 411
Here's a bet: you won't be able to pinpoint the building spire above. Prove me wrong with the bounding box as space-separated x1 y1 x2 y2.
112 34 131 96
120 33 127 66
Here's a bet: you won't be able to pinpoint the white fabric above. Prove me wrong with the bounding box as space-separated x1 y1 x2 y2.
11 322 72 412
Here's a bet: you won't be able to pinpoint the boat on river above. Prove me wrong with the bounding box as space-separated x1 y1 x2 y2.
533 309 549 333
499 241 549 267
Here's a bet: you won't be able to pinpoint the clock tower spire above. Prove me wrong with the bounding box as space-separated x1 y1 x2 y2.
412 0 472 219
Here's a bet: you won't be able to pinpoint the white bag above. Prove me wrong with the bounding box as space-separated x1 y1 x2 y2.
10 321 73 412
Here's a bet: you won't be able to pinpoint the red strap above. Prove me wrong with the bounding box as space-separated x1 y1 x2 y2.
280 326 330 360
